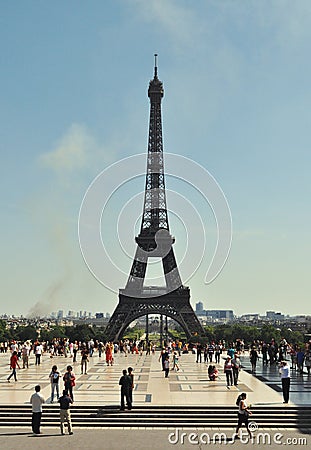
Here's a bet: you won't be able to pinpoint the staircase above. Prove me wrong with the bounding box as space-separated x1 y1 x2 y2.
0 405 310 429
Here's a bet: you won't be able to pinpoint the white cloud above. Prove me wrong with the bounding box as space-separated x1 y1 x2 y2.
39 123 93 171
133 0 199 50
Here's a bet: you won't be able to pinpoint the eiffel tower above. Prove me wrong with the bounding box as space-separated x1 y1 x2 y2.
105 56 205 342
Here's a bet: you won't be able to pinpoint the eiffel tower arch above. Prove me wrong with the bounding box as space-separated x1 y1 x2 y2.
105 56 205 342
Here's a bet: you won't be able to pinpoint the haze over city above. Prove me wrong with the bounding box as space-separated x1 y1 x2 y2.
1 1 310 318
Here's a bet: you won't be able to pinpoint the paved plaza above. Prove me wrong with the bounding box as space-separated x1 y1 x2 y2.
0 350 310 449
0 350 286 407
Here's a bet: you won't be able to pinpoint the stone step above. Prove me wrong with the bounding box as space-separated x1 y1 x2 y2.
0 405 310 428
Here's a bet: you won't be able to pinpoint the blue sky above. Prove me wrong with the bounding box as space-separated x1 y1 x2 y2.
1 0 310 318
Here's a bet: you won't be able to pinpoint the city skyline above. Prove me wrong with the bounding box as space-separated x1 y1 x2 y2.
1 1 311 318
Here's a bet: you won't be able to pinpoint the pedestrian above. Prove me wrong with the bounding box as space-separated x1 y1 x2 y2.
164 355 170 378
119 369 132 411
172 352 180 371
234 393 253 439
158 348 168 371
203 345 208 363
98 341 103 358
128 367 134 405
35 342 43 365
296 348 305 374
196 343 202 363
279 360 290 403
7 350 20 382
208 343 215 363
49 364 60 403
63 365 76 402
22 343 30 369
30 385 45 435
58 389 73 435
250 347 258 372
105 342 114 366
146 341 151 355
224 356 233 389
262 342 268 365
72 341 78 363
227 345 235 359
81 348 89 374
231 354 241 386
304 350 311 375
215 343 221 364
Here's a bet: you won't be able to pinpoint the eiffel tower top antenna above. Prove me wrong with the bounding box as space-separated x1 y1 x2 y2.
154 53 158 77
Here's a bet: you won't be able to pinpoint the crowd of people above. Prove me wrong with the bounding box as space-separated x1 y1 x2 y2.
2 335 311 437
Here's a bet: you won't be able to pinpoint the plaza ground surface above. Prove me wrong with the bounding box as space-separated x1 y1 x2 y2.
0 350 310 449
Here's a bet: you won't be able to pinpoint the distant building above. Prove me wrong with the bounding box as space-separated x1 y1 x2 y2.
206 310 234 321
240 313 259 322
95 313 104 319
195 302 204 313
266 311 285 321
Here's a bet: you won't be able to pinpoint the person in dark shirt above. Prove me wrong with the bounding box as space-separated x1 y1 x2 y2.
250 347 258 372
119 369 132 411
58 390 73 435
127 367 134 405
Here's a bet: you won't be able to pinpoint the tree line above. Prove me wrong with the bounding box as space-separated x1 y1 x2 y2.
0 319 307 347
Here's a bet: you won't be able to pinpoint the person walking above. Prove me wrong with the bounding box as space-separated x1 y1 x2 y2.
63 365 76 402
58 390 73 435
215 343 221 364
279 360 290 403
7 351 20 382
119 369 132 411
49 365 60 403
231 354 241 386
172 352 180 371
80 348 89 374
250 347 258 373
224 356 233 389
30 385 45 435
234 393 253 439
72 341 79 363
296 348 305 374
159 348 168 371
22 343 30 369
164 355 170 378
105 342 114 366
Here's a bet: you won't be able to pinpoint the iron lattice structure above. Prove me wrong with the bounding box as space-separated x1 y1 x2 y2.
105 57 205 341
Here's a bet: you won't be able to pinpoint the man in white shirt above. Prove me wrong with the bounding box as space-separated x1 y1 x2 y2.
30 385 45 434
279 361 290 404
35 343 43 365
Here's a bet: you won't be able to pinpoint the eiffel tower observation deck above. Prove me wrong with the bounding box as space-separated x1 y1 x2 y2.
105 56 205 342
